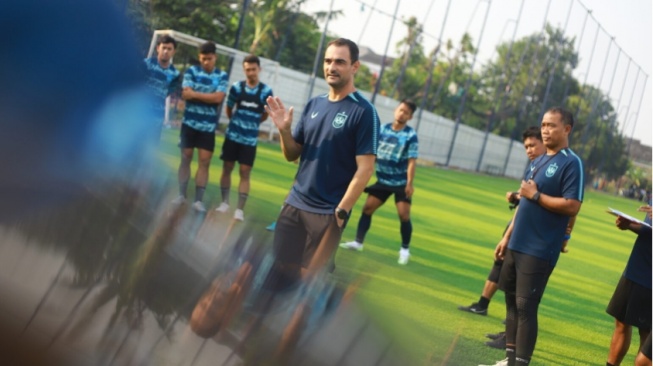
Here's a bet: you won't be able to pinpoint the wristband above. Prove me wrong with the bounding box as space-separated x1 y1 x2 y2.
563 234 571 240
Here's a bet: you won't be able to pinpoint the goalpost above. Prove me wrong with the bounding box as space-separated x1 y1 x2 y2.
147 29 281 141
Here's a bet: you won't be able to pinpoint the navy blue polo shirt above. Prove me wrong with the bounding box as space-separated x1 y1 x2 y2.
624 226 652 289
509 147 584 265
285 91 379 214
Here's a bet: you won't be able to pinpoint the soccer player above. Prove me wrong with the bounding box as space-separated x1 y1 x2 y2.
172 42 228 212
215 55 274 221
605 203 651 366
339 99 419 265
482 107 584 366
264 38 379 290
143 34 180 141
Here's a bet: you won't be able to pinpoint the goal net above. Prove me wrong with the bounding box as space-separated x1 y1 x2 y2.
147 29 281 140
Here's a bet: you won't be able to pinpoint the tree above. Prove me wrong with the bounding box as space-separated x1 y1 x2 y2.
482 25 579 137
379 17 429 100
239 1 336 73
355 63 376 93
246 0 300 54
427 33 481 122
120 0 155 54
480 25 628 182
149 0 239 43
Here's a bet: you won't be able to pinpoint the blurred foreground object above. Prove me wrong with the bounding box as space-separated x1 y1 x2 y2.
0 0 147 221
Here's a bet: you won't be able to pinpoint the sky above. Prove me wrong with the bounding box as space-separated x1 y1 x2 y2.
303 0 652 146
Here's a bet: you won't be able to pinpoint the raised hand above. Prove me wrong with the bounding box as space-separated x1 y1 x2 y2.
264 96 294 132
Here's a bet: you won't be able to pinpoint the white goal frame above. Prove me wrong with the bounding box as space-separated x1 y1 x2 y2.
148 29 281 140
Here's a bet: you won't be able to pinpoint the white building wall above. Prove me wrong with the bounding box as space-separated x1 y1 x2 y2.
217 53 528 179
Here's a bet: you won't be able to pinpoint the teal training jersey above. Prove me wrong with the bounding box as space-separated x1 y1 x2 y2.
182 65 228 133
225 81 274 146
375 123 418 186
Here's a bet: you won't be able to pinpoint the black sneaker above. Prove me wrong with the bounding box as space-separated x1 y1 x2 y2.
486 331 505 340
457 302 488 315
485 332 506 349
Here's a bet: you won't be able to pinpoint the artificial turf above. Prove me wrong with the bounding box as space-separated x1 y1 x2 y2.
157 129 646 365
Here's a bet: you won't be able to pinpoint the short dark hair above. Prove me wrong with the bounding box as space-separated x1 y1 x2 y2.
522 126 542 142
326 38 359 63
400 99 417 114
545 106 574 127
199 41 216 55
157 34 177 48
243 54 260 66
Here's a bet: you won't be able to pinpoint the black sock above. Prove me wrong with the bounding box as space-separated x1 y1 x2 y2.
506 347 516 366
515 356 530 365
237 193 248 210
606 363 615 366
195 186 205 202
356 213 371 243
400 220 412 249
515 296 539 363
180 180 189 197
478 296 490 309
221 187 230 204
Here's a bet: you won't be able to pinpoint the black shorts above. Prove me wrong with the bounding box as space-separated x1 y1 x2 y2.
498 249 554 300
179 123 216 152
220 137 257 166
606 275 652 329
364 182 411 204
487 259 504 283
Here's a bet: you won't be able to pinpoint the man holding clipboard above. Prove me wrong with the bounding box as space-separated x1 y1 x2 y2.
605 202 652 366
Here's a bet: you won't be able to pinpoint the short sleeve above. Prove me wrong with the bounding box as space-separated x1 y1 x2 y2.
292 102 310 146
355 105 379 156
168 71 181 95
262 86 273 103
561 156 584 202
408 131 419 159
182 68 194 89
226 83 238 108
217 72 229 93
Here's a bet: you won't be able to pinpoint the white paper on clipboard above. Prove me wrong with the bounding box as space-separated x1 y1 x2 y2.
607 207 652 228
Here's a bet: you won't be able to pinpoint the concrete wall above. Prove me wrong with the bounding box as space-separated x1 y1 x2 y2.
217 56 528 179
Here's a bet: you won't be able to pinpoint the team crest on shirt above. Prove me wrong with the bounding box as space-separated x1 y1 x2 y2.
332 112 348 128
545 162 558 177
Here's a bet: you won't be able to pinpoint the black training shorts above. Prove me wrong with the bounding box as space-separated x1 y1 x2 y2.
364 182 411 204
179 123 216 152
220 137 257 166
487 259 504 283
606 275 652 330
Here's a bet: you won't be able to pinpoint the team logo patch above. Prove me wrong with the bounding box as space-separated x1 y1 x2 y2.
545 162 558 177
332 112 348 128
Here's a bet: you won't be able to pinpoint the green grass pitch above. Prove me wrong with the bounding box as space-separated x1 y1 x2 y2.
157 130 646 365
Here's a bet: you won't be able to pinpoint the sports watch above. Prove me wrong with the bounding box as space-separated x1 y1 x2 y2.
335 207 349 220
531 191 541 202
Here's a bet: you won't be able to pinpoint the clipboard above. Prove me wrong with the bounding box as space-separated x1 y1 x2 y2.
606 207 652 228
